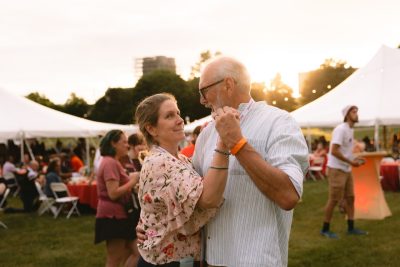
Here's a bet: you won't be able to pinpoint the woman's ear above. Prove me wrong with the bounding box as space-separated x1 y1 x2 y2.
145 124 157 138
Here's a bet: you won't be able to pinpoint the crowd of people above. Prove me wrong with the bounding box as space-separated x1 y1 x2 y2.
0 139 88 213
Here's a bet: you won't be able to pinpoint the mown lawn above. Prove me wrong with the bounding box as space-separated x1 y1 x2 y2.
289 180 400 267
1 180 399 266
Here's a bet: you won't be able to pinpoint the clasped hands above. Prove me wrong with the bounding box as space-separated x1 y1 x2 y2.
212 106 243 149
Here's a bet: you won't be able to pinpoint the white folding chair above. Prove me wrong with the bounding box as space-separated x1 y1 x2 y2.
308 156 325 181
50 182 80 219
3 172 20 197
0 187 10 209
0 188 10 229
35 182 56 216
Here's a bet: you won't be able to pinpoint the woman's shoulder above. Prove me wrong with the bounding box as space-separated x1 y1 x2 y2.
101 156 116 163
142 150 170 170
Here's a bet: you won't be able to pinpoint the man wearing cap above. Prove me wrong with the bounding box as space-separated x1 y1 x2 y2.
320 105 367 238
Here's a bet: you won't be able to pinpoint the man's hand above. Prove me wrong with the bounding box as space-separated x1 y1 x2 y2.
212 106 241 149
136 225 147 244
351 157 366 167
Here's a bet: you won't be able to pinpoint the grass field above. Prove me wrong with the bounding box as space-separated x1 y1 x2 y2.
1 180 399 267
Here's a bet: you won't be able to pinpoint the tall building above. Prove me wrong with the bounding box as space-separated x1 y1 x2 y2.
135 56 176 79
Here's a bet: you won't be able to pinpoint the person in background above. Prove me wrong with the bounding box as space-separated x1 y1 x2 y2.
120 133 147 173
353 139 366 153
22 153 31 167
93 135 104 175
2 154 18 187
59 153 73 181
362 136 375 152
312 142 328 159
391 134 399 159
44 158 64 198
320 105 367 238
94 130 140 267
135 93 230 266
53 139 63 154
70 148 84 173
0 165 7 208
180 125 202 158
118 132 147 266
16 160 40 212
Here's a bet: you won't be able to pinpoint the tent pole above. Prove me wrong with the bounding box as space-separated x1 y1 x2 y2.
307 126 312 153
383 126 387 151
374 123 380 151
86 137 90 173
25 140 35 162
20 132 25 163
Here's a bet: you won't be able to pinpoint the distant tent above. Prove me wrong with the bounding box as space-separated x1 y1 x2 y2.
291 45 400 128
184 115 212 133
0 88 137 162
0 88 137 139
291 45 400 150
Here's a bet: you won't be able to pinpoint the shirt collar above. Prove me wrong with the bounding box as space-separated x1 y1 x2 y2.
237 98 255 112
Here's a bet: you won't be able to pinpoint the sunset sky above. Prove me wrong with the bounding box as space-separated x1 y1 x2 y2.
1 0 399 104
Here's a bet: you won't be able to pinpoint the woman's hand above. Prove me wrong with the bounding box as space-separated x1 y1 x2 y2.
136 225 147 245
129 172 140 187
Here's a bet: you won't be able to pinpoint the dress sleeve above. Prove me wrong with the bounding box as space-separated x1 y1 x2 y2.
102 158 120 182
145 154 218 235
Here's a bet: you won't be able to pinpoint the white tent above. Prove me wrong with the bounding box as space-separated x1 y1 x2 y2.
184 115 212 133
291 45 400 128
0 88 137 139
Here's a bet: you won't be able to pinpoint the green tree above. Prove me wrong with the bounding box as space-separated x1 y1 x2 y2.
250 82 266 102
264 73 298 112
25 92 62 111
189 50 222 79
87 88 134 124
185 77 211 121
63 93 90 117
132 70 193 123
299 58 356 106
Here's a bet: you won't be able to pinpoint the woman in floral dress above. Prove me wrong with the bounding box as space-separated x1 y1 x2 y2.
135 93 234 266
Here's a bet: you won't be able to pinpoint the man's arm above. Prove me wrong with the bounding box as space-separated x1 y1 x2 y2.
214 107 306 211
331 144 362 167
234 144 300 210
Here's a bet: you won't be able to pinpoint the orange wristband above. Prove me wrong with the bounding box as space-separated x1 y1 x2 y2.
230 138 247 155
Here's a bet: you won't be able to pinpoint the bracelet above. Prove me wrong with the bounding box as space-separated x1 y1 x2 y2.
230 138 247 155
214 149 231 156
209 166 229 170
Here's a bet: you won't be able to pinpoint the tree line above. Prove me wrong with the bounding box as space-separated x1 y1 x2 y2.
26 51 357 124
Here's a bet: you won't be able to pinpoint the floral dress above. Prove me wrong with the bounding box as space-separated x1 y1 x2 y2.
138 146 218 264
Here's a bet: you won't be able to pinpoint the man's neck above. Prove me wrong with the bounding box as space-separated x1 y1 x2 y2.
232 95 252 109
346 121 355 128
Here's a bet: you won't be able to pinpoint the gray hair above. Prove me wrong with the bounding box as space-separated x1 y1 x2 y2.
203 56 251 93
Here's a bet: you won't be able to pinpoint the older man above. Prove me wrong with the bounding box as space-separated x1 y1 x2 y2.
192 56 309 267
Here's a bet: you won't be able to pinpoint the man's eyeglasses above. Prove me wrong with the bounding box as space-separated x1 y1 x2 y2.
199 79 224 99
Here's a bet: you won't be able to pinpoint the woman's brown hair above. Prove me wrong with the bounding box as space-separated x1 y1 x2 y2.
135 93 176 146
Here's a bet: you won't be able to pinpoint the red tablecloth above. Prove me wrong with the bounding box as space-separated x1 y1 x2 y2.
67 181 98 210
380 162 400 192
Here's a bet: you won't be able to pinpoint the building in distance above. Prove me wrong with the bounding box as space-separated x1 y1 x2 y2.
135 56 176 79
